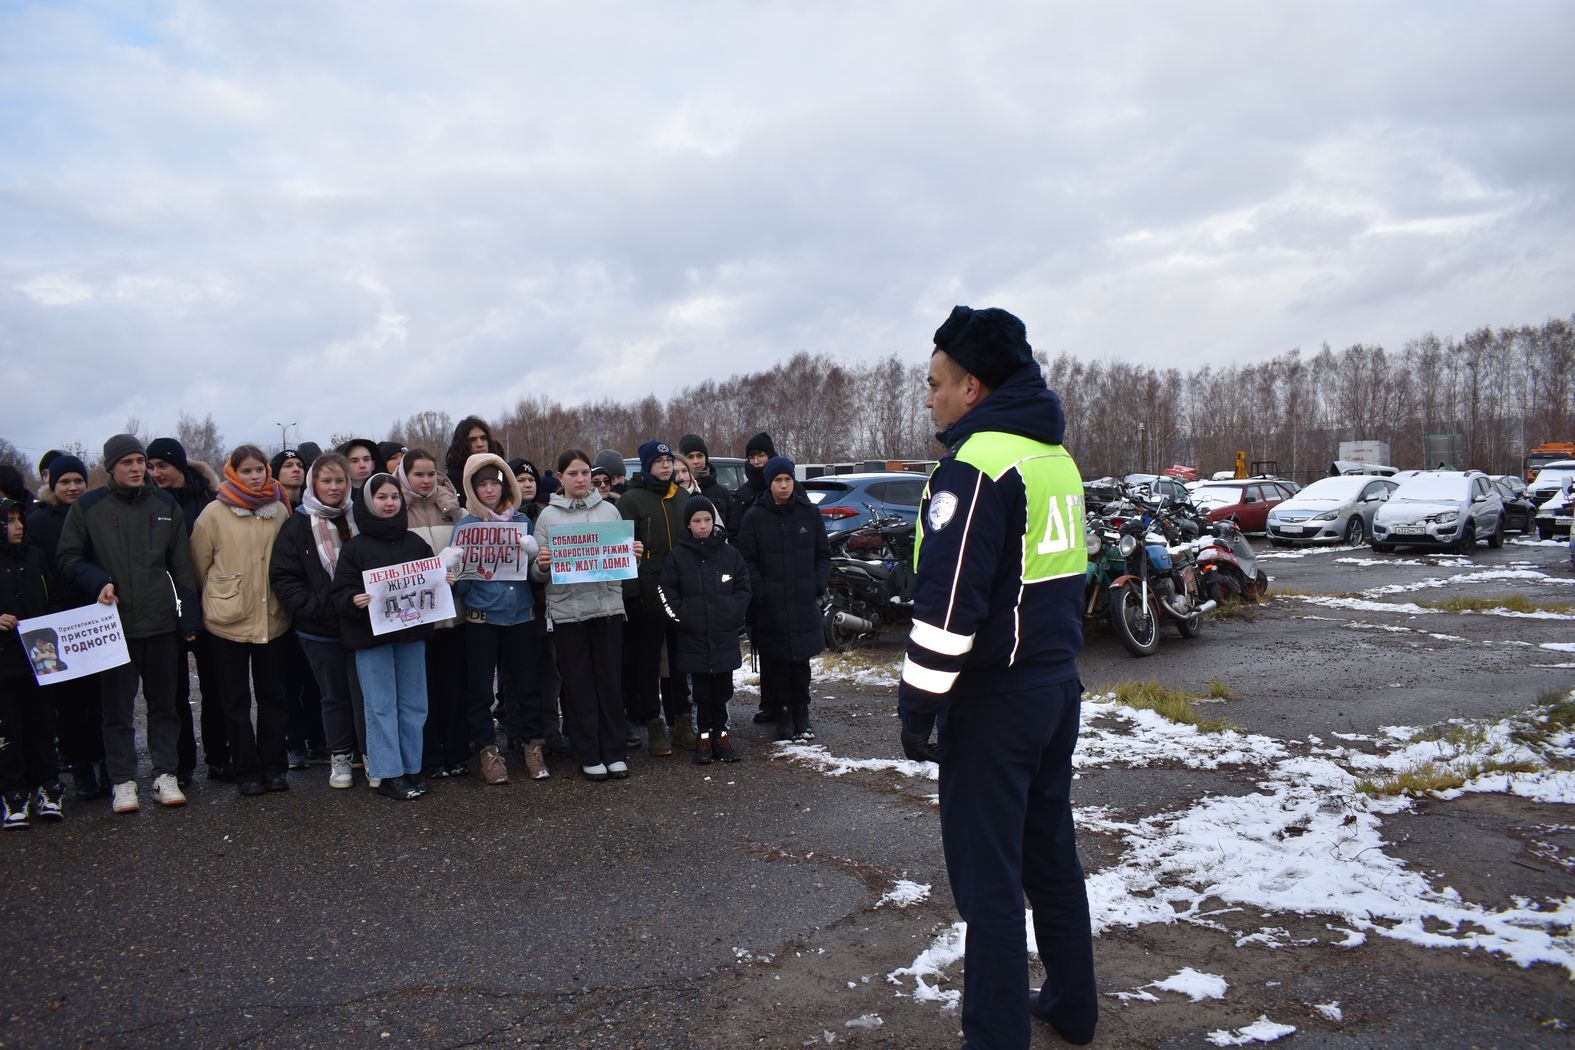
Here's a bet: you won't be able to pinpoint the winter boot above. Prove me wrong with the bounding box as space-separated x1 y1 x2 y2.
480 744 509 785
72 763 105 802
693 731 713 765
647 718 673 757
715 731 741 763
522 740 550 780
792 704 814 742
774 708 794 742
672 710 698 751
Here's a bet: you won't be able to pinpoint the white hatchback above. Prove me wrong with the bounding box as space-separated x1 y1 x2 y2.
1371 472 1505 554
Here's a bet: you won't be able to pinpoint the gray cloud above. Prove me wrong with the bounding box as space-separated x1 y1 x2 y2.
1 1 1571 457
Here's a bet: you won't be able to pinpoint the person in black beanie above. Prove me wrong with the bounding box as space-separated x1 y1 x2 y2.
725 431 776 537
147 435 228 784
25 455 108 799
679 433 731 509
296 442 323 471
271 449 307 510
736 455 828 741
658 494 750 764
57 434 200 812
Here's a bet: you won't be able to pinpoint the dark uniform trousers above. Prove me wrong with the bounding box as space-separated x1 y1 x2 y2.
937 676 1097 1048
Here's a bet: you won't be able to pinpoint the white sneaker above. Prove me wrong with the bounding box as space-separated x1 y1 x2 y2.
607 760 629 779
329 754 354 789
152 773 187 807
112 781 139 814
366 775 382 789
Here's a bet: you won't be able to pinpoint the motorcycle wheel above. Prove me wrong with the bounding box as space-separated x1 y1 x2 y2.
1109 582 1159 657
1176 605 1203 638
1207 572 1242 605
1252 570 1270 598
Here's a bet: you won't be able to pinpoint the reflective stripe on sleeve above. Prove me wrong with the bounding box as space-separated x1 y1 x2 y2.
901 656 960 694
909 617 975 657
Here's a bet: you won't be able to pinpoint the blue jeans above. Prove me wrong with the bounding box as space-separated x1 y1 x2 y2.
354 642 428 779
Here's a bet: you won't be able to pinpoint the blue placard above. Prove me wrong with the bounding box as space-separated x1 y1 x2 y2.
547 520 638 584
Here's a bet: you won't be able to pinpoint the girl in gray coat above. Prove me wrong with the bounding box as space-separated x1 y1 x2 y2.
531 450 643 781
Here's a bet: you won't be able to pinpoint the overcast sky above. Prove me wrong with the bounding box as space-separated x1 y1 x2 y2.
2 1 1571 461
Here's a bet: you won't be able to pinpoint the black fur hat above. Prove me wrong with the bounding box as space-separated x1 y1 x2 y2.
932 305 1034 387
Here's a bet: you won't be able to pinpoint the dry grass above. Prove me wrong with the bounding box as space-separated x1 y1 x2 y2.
1418 594 1573 615
1408 720 1489 752
1108 679 1234 733
1356 757 1542 797
1510 690 1575 750
816 647 900 677
1204 678 1235 700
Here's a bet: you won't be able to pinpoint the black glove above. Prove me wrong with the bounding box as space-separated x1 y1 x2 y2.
901 728 941 764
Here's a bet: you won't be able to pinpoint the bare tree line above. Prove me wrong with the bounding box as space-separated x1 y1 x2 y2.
4 316 1570 490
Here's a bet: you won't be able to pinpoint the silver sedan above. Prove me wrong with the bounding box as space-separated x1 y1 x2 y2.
1266 475 1398 546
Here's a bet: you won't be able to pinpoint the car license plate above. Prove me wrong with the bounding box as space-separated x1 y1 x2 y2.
1392 526 1425 535
1278 524 1303 534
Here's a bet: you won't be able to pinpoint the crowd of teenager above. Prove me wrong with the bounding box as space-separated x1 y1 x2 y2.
0 417 831 824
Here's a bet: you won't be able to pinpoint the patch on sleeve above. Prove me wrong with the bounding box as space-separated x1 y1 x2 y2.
927 491 959 531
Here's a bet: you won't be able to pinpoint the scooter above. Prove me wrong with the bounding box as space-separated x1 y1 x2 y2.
1194 519 1270 603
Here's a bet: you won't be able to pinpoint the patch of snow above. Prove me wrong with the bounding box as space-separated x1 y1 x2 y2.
1313 1001 1343 1022
1149 967 1227 1001
1542 642 1575 652
1078 694 1289 769
843 1014 883 1029
1110 989 1161 1002
1336 556 1428 566
887 921 965 1008
1291 595 1437 615
1342 621 1413 633
876 880 931 908
811 653 901 687
1235 927 1317 949
1207 1016 1297 1045
1327 925 1366 947
774 742 938 781
1363 568 1570 596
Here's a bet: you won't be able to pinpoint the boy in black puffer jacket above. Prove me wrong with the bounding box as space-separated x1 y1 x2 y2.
658 496 751 764
0 499 64 827
736 457 830 742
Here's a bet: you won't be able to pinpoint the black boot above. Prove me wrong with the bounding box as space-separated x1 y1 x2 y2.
774 707 794 742
792 704 813 741
72 764 105 802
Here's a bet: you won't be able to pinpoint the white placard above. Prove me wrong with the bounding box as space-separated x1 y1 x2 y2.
17 603 131 685
450 521 533 581
363 556 456 636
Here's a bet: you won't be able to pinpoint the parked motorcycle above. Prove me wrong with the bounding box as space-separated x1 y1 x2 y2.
1195 518 1271 604
821 509 916 650
1100 491 1216 656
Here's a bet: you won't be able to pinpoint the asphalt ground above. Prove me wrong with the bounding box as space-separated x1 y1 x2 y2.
0 535 1571 1048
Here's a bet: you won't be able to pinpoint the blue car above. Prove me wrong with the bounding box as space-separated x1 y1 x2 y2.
803 471 927 534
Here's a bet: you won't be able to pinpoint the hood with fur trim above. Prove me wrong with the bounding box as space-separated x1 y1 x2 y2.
461 452 522 519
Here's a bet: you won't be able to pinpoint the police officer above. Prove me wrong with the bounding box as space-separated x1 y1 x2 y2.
898 306 1096 1048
